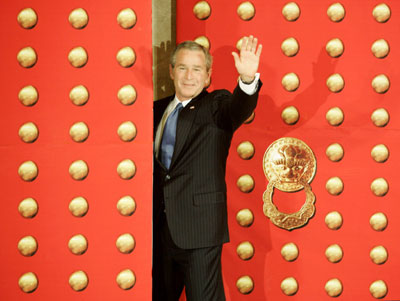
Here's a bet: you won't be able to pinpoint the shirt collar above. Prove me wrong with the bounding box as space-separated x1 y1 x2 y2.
174 95 192 108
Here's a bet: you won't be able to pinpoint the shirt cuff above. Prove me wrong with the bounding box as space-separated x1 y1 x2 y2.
238 73 260 96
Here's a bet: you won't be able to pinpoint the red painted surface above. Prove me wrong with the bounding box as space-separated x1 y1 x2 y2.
0 0 152 300
177 0 400 300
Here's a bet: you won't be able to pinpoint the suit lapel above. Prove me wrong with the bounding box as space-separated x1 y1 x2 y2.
154 96 174 171
154 96 173 138
169 90 207 169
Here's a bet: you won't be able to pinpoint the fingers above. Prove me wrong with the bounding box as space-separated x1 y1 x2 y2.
256 44 263 57
249 36 257 52
244 35 253 52
241 35 260 54
241 36 249 53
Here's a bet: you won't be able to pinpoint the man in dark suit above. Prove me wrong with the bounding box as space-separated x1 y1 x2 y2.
153 35 262 300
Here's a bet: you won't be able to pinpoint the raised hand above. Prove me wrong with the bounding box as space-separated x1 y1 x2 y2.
232 35 263 83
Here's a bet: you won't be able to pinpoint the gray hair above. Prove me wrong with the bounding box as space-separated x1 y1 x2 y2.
170 40 213 71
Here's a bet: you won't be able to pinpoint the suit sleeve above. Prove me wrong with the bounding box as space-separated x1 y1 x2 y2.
212 80 262 132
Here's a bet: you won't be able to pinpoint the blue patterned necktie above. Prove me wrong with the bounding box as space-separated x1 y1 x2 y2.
160 102 183 169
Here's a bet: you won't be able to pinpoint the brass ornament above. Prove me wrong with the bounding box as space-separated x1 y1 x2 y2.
370 212 388 231
327 3 345 22
325 244 343 263
281 37 299 57
116 269 136 290
18 236 38 256
194 36 210 51
325 211 343 230
373 4 391 23
118 121 137 142
370 246 388 265
70 122 89 142
19 85 38 106
236 37 244 51
263 181 315 230
19 197 38 218
17 47 37 68
70 85 89 106
118 84 136 105
371 108 389 127
68 234 88 255
371 144 389 163
325 176 343 195
281 72 299 92
326 73 344 92
326 38 344 58
326 143 344 162
281 242 299 261
281 106 299 125
69 8 88 29
236 275 254 294
371 39 389 58
117 8 137 29
69 270 88 291
236 209 254 227
281 277 298 296
237 1 255 21
236 241 254 260
237 141 255 160
263 138 316 191
237 174 254 193
117 196 136 216
370 280 388 299
325 278 343 297
69 196 89 217
326 107 344 126
263 137 316 230
18 8 38 29
370 177 388 196
117 47 136 67
193 1 211 20
282 2 300 22
116 233 135 254
69 160 89 180
372 74 390 93
19 272 38 293
18 161 38 181
68 47 88 68
19 122 39 143
117 159 136 179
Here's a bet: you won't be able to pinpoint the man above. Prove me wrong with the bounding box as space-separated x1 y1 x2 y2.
153 36 262 300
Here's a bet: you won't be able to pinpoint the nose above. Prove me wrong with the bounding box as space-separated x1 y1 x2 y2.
185 69 193 80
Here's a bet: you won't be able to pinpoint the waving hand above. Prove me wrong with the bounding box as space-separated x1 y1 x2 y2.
232 35 263 83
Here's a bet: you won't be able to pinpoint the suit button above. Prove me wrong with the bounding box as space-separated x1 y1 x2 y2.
165 175 171 181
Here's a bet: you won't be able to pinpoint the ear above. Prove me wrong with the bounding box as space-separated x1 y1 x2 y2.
208 68 212 78
169 64 174 80
205 68 212 86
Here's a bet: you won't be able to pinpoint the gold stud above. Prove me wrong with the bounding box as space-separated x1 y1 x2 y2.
282 2 300 21
69 271 88 291
17 8 38 29
69 8 88 29
18 272 38 293
193 1 211 20
281 277 298 296
117 8 136 29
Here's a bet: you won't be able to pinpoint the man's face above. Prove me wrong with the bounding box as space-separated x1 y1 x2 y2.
170 49 211 101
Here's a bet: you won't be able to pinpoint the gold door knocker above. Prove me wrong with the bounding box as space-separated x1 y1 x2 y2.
263 137 317 230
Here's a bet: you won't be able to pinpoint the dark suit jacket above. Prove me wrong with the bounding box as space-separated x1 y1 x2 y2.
153 83 262 249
